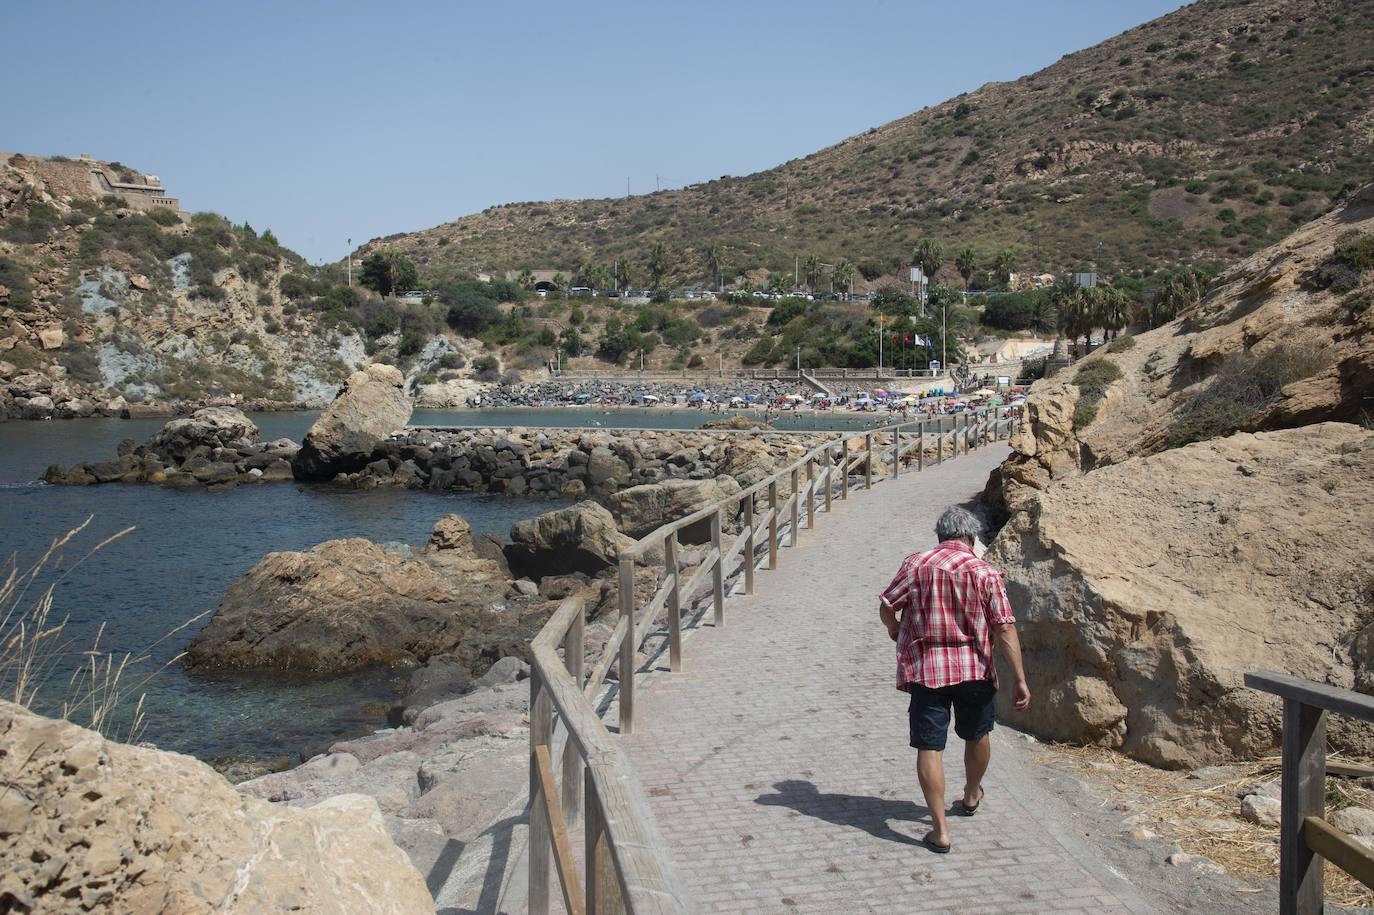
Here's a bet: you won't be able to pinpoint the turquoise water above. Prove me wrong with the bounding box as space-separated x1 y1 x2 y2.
0 413 558 762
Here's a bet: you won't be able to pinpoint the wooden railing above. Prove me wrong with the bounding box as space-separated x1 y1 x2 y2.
528 408 1021 913
1245 672 1374 914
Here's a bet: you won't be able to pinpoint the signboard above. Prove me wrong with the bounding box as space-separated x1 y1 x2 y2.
909 267 925 283
997 376 1012 386
928 360 941 372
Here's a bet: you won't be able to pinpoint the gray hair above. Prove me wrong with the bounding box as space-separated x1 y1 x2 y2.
935 506 981 543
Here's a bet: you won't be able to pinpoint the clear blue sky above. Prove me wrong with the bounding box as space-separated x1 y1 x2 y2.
8 0 1186 263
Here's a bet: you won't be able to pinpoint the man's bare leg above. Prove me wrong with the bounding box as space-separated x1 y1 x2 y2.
963 735 991 807
916 749 949 845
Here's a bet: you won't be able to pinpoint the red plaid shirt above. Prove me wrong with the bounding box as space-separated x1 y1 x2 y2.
879 540 1015 691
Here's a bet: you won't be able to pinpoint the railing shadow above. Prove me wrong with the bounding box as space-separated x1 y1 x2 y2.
754 779 928 847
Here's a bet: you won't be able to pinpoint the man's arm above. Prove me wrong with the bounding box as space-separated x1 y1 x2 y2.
880 602 900 642
992 623 1031 711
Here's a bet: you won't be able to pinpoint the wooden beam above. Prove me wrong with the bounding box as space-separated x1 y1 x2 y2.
1304 816 1374 893
666 532 681 673
743 495 756 595
767 480 779 570
536 744 587 915
710 510 725 628
1247 671 1374 723
563 610 585 824
618 558 636 735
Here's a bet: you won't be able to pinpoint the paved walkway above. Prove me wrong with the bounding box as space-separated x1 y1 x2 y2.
616 445 1150 915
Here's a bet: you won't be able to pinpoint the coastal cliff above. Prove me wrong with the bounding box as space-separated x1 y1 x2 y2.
987 185 1374 767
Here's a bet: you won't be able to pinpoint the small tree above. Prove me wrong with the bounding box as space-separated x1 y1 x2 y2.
647 243 669 287
703 243 723 291
832 258 854 297
803 254 823 294
359 250 418 298
993 249 1015 286
914 239 943 286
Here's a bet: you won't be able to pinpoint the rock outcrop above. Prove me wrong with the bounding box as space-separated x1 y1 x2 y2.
0 699 432 913
505 500 636 578
609 476 742 542
990 424 1374 768
184 516 529 673
42 408 297 488
292 364 412 480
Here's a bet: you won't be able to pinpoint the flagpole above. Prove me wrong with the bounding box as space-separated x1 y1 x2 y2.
878 313 883 372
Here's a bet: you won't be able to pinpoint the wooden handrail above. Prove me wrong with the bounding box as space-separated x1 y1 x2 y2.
526 406 1022 914
1246 671 1374 913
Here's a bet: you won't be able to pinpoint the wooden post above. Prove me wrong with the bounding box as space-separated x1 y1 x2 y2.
529 669 553 914
789 467 800 547
1281 698 1327 915
937 417 945 465
666 532 682 672
617 557 635 736
823 451 833 514
864 432 874 490
806 457 816 529
917 422 924 472
743 495 756 595
767 479 779 570
562 612 585 823
584 773 623 915
840 439 849 500
710 510 725 627
891 426 900 478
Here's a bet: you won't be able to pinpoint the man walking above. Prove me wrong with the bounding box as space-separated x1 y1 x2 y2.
878 506 1030 853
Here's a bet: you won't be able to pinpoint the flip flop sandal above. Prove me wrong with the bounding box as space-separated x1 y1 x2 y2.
923 832 952 854
957 788 985 816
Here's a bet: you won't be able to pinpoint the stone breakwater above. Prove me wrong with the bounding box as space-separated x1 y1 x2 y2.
474 377 815 408
347 426 825 500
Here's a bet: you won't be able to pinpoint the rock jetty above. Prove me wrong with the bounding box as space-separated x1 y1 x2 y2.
0 699 433 913
42 406 297 488
293 363 412 480
474 377 812 408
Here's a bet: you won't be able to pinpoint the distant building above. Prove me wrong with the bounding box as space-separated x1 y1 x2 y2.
86 162 180 213
1073 272 1099 288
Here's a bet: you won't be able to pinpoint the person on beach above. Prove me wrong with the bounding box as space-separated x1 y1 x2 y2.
878 506 1031 854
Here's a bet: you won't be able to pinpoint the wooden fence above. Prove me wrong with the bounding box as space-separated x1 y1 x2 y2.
528 408 1022 913
1245 672 1374 914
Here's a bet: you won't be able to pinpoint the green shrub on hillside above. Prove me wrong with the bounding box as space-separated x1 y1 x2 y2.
1070 359 1124 429
0 256 34 311
148 207 182 227
1107 336 1137 353
1312 232 1374 293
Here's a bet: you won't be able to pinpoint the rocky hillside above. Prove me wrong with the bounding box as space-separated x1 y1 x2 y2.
986 185 1374 768
364 0 1372 287
0 153 481 419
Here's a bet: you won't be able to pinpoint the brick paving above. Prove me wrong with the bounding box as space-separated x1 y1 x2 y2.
613 445 1147 915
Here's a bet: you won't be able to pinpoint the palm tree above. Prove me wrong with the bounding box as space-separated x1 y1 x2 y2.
914 239 943 284
803 254 823 294
1050 277 1086 358
703 243 723 291
617 261 636 293
832 258 854 298
1098 285 1129 340
766 272 789 296
551 273 567 293
993 249 1014 286
516 268 535 290
955 247 977 290
647 243 669 288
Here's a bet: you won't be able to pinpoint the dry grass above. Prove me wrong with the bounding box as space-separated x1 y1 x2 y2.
1038 742 1374 909
0 517 208 744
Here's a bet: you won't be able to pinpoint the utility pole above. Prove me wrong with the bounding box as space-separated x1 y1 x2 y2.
626 177 630 197
878 312 884 372
942 301 948 377
347 238 352 287
794 255 799 290
796 348 801 374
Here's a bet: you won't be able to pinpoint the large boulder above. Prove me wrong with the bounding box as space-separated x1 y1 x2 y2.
0 700 432 913
988 424 1374 769
505 500 636 578
145 407 261 465
293 364 412 481
609 476 742 543
184 525 520 672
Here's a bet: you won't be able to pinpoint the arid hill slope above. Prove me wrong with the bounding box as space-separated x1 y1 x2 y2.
366 0 1373 287
986 187 1374 768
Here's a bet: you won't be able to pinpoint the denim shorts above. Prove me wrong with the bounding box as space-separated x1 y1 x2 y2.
907 679 997 751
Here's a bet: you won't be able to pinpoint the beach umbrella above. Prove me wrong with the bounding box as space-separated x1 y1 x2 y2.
745 394 758 402
643 394 659 402
972 388 995 397
689 392 707 401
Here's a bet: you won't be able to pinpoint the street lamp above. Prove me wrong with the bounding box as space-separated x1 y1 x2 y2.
347 238 352 287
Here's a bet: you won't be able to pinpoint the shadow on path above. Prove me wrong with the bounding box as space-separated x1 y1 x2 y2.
754 779 927 847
